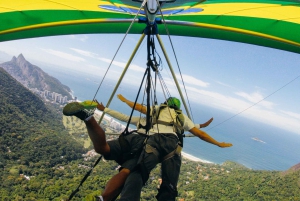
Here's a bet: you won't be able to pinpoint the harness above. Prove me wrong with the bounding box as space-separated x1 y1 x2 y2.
151 103 185 147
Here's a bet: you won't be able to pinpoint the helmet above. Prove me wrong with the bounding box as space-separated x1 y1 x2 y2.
166 97 181 110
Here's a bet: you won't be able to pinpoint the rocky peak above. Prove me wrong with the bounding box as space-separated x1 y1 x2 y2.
11 56 17 62
0 54 71 99
17 53 25 61
16 53 31 67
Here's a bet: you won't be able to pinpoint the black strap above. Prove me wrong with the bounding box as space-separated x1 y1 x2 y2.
123 67 148 135
67 155 103 200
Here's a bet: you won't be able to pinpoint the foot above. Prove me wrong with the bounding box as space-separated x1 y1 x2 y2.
94 196 104 201
63 100 98 121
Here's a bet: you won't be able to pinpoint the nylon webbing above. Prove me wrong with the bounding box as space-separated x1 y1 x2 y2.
67 155 103 200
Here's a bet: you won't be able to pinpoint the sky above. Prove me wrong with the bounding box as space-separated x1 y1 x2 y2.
0 34 300 135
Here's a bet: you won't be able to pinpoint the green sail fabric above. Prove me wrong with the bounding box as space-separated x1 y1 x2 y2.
1 0 300 53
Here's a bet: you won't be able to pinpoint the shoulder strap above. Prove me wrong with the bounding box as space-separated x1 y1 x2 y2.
151 104 171 126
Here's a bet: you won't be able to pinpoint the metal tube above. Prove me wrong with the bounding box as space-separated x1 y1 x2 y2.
98 33 146 124
155 34 192 119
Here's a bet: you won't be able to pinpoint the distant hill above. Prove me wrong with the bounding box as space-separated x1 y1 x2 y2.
0 51 11 63
0 67 86 168
0 54 72 99
282 162 300 176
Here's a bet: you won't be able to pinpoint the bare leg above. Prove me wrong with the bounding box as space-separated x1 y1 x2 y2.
102 168 130 201
85 117 110 155
63 103 126 200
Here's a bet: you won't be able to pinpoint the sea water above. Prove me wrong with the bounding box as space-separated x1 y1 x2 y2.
44 67 300 171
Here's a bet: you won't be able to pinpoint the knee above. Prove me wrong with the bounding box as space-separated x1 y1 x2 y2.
94 144 110 155
119 168 130 177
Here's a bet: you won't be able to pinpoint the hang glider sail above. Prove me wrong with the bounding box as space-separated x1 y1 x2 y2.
1 0 300 54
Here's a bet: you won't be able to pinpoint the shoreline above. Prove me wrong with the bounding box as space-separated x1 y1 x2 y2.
181 152 213 164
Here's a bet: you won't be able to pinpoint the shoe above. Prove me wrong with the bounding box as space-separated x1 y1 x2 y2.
94 196 103 201
63 100 98 121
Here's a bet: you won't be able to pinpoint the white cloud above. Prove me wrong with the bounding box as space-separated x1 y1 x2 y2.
235 91 275 109
83 64 107 75
70 48 98 58
185 86 249 112
280 110 300 120
244 108 300 134
70 48 145 72
235 91 263 103
98 58 145 72
129 64 145 72
40 48 85 62
176 74 209 87
215 80 232 88
184 87 300 134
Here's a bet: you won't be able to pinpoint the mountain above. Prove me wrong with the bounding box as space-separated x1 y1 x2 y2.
0 67 86 168
0 54 72 99
0 68 94 199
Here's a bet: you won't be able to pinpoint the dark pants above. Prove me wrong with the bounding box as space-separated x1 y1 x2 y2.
119 133 181 201
105 133 146 171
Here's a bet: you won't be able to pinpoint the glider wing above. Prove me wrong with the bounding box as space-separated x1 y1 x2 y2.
1 0 300 53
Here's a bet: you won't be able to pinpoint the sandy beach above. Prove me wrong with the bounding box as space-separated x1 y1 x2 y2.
181 152 213 163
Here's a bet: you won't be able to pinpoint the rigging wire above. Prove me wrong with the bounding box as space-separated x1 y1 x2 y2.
90 0 147 102
206 74 300 131
150 45 173 100
68 2 149 199
157 2 195 122
157 71 171 98
150 40 172 100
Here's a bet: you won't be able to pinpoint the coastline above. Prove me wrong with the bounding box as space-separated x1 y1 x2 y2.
181 152 213 164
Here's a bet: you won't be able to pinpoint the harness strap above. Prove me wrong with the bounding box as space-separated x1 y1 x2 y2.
162 145 182 162
154 119 174 126
145 144 160 158
143 143 182 163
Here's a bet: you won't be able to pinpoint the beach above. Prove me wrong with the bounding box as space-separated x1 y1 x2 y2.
181 152 213 163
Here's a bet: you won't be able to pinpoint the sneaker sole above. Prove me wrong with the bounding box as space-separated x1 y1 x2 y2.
63 102 84 116
63 101 97 116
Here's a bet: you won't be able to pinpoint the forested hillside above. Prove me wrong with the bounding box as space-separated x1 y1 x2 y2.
0 68 91 199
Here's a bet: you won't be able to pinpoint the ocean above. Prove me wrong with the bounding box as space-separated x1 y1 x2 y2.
43 66 300 171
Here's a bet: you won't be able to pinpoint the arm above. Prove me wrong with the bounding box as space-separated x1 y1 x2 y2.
96 101 140 125
189 127 232 148
200 117 213 128
195 117 214 128
117 94 147 114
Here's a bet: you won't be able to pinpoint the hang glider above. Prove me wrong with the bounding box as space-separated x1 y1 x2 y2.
1 0 300 54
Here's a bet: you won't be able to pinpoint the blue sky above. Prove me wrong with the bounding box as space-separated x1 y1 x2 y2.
0 34 300 135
